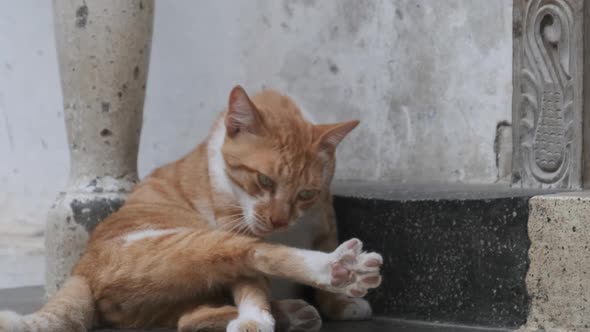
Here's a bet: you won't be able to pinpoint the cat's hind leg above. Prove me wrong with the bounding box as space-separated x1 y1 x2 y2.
229 286 323 332
227 278 274 332
226 279 322 332
272 299 322 332
176 300 321 332
316 291 373 321
178 305 238 332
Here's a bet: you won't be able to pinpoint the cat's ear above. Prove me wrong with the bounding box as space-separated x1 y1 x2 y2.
225 85 262 137
313 120 359 154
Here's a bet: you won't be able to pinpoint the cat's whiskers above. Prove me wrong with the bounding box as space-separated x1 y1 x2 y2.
221 214 261 239
247 214 272 237
253 210 270 228
205 200 272 238
219 212 244 221
206 199 271 230
252 210 264 221
236 224 249 237
213 203 269 235
230 212 261 238
220 220 240 233
219 215 245 233
226 220 250 240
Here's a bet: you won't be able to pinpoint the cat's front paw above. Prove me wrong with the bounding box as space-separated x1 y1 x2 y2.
328 238 383 297
227 309 274 332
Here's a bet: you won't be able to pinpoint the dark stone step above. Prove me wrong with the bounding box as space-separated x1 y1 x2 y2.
332 181 566 329
0 287 509 332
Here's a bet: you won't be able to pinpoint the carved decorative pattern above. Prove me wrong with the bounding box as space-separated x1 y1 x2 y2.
515 0 579 188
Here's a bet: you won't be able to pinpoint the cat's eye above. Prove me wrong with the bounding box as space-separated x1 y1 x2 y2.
298 190 318 201
257 172 275 189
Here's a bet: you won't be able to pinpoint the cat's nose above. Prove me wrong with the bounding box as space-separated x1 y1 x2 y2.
270 217 288 228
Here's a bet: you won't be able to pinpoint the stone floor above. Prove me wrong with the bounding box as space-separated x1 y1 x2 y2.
0 287 511 332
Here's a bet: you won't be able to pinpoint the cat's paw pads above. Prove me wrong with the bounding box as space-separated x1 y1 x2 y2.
273 299 321 332
227 309 274 332
330 239 383 297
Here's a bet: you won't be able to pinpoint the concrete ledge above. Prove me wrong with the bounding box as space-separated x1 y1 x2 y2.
523 192 590 331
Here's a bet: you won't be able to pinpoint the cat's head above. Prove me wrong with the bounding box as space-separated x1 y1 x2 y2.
218 85 358 237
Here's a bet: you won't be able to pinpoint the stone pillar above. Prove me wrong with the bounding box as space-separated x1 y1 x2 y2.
524 193 590 331
46 0 154 295
512 0 584 189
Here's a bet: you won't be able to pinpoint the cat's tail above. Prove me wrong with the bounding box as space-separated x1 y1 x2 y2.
0 275 94 332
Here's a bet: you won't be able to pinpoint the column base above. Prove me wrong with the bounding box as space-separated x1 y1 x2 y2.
44 176 134 296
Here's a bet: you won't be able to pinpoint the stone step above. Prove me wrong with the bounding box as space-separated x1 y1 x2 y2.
0 287 509 331
331 181 566 329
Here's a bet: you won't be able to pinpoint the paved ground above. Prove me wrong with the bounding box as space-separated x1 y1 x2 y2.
0 287 511 332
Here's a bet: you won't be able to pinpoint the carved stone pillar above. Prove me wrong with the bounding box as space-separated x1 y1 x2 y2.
512 0 584 189
46 0 153 295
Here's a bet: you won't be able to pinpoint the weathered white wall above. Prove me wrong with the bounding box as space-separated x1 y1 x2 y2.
0 1 67 235
0 0 513 232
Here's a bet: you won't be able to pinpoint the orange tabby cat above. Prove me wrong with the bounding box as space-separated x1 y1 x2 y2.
0 86 382 332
